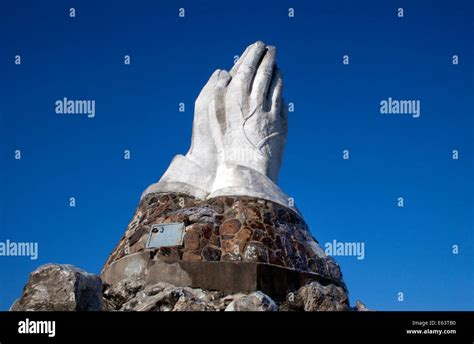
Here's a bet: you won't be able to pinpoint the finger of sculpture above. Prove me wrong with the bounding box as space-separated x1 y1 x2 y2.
229 44 250 76
269 67 283 115
194 69 220 112
208 97 224 153
187 69 222 163
231 41 266 92
251 45 276 107
210 69 231 144
215 69 231 89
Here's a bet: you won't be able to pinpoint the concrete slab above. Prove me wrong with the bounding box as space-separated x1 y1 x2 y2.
101 250 346 300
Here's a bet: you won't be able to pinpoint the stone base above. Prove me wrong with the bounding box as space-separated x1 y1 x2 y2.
101 251 345 300
101 192 347 300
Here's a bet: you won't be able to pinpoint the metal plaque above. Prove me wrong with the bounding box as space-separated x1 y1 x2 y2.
145 223 185 249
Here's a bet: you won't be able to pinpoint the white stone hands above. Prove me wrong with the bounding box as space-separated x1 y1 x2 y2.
207 42 289 205
210 42 287 182
143 41 291 208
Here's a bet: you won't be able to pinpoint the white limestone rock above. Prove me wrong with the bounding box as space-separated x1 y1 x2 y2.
224 291 278 312
11 264 103 311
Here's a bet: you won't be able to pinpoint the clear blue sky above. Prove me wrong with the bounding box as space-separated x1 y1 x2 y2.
1 0 472 311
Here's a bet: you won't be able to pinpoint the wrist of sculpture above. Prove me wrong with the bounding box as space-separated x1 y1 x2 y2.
209 161 293 210
216 146 271 181
141 154 213 200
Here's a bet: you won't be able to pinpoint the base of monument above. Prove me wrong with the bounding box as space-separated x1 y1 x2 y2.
101 250 346 300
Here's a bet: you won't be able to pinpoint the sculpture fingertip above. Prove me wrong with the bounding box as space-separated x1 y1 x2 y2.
216 70 231 88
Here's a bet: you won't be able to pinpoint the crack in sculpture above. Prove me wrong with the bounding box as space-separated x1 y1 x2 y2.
241 101 281 154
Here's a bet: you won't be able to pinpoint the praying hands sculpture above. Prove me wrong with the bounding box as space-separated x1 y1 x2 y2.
142 41 291 208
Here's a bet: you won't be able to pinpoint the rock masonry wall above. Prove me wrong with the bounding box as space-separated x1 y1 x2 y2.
103 192 345 288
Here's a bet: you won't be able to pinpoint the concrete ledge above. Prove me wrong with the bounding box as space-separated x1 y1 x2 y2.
101 251 346 300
